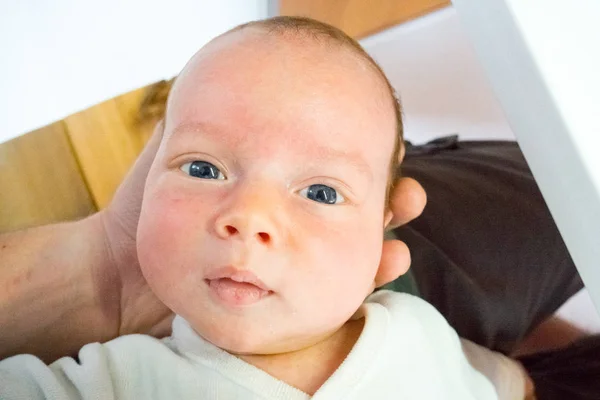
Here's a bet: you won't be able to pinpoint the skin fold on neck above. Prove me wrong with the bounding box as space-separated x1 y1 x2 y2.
238 317 366 395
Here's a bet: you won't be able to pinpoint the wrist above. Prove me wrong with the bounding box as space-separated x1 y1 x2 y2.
0 217 119 361
86 211 123 341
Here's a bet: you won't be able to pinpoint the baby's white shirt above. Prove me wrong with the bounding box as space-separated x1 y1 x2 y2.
0 291 524 399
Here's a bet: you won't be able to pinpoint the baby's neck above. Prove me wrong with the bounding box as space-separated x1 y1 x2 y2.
238 318 365 396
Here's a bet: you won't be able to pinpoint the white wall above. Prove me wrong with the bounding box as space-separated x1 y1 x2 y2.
361 7 515 144
0 0 268 143
1 3 513 145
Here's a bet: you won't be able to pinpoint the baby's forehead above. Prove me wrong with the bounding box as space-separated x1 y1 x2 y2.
162 27 397 163
180 28 388 97
172 34 389 118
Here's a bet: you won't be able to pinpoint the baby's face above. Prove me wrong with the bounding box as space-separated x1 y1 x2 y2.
137 29 396 355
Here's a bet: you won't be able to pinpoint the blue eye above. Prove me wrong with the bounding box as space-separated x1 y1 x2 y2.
300 184 345 205
180 161 225 180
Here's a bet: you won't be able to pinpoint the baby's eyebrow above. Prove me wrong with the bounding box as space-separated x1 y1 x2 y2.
169 122 372 178
169 122 236 144
312 147 373 179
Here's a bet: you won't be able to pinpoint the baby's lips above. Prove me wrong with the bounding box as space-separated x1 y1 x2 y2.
205 274 274 307
204 265 273 292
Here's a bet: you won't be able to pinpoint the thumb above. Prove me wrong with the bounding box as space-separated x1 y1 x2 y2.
111 119 164 206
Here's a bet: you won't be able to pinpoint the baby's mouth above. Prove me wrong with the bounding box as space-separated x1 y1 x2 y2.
205 278 274 307
204 266 274 307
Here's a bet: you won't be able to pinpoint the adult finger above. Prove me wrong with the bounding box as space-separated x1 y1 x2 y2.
388 177 427 229
375 239 411 287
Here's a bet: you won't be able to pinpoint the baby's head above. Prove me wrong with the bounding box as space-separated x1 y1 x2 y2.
137 17 404 355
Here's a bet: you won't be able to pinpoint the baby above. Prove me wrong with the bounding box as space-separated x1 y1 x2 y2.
1 17 529 399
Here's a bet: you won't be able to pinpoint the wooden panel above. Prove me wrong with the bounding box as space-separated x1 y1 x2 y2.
65 83 164 209
279 0 451 38
0 122 96 232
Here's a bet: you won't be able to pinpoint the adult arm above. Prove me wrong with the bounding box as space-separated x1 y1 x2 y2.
0 122 170 362
0 215 115 362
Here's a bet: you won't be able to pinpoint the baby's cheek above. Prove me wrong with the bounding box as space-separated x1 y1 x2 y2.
302 215 383 291
137 191 201 282
336 214 383 262
291 221 382 331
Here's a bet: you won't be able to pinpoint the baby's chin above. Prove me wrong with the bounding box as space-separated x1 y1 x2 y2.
194 318 335 356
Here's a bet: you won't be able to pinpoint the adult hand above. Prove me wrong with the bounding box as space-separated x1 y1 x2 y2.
378 140 428 285
96 120 174 338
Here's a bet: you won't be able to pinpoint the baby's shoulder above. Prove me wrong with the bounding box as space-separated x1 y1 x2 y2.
101 333 184 365
355 291 497 399
365 290 457 344
61 334 193 398
49 334 179 375
366 290 447 324
0 334 181 400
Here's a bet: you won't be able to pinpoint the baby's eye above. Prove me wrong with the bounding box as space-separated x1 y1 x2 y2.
180 161 225 180
299 184 345 205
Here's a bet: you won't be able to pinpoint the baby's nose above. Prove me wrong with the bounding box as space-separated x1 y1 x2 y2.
221 223 272 245
213 186 281 246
